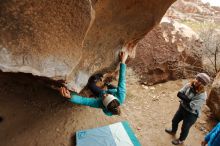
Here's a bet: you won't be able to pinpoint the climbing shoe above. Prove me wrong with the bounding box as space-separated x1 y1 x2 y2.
172 139 184 145
165 128 176 135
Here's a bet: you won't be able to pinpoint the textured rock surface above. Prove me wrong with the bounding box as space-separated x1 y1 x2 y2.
0 0 175 91
128 17 202 85
207 72 220 120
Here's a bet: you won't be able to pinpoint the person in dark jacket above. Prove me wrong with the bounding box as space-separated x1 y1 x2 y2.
201 122 220 146
165 73 211 145
59 51 128 116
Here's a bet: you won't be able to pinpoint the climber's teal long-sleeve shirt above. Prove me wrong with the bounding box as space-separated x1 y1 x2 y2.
205 122 220 146
69 63 126 116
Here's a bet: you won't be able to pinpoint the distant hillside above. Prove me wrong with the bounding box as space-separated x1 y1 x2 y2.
166 0 220 25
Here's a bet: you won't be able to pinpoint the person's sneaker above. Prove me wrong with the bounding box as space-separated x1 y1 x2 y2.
172 139 184 145
165 128 176 135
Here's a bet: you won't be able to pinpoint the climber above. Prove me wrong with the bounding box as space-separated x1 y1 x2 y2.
165 73 211 145
59 51 128 116
201 122 220 146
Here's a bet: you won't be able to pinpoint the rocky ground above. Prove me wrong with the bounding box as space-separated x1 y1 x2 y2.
0 68 217 146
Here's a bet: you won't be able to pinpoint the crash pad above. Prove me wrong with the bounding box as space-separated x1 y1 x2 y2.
76 121 141 146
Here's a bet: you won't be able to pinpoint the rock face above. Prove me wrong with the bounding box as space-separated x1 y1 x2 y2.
0 0 175 91
128 17 202 85
207 72 220 120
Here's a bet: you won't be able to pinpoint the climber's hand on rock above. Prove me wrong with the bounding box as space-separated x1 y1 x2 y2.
201 141 207 146
119 51 128 64
59 87 71 98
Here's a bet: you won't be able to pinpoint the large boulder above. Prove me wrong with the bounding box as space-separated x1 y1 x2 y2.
0 0 175 91
128 17 203 85
207 72 220 120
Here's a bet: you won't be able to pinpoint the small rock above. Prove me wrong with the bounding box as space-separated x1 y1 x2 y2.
152 96 159 101
134 107 141 110
199 120 206 124
144 101 148 104
152 98 158 101
40 129 44 134
142 85 149 90
144 107 149 110
137 127 141 130
200 126 206 132
150 87 155 90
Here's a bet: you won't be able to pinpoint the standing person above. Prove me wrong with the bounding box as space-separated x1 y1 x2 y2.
165 73 211 145
59 51 128 116
201 122 220 146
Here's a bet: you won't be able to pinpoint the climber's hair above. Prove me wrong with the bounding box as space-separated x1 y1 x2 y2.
107 99 121 115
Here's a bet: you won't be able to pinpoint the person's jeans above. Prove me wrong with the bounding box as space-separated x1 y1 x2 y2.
172 105 198 141
88 81 116 97
87 81 103 97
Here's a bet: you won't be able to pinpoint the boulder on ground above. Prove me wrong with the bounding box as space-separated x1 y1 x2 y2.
0 0 175 91
128 17 203 85
207 72 220 120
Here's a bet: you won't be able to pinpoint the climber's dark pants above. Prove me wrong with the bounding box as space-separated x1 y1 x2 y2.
88 81 116 97
105 83 116 90
172 105 198 141
88 81 103 97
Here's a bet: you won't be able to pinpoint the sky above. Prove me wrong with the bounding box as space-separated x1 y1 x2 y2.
201 0 220 6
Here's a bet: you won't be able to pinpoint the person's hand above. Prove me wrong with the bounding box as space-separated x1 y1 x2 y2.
119 51 128 64
201 140 207 146
59 87 71 98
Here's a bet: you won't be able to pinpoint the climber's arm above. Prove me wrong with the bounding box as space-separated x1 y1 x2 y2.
59 87 103 108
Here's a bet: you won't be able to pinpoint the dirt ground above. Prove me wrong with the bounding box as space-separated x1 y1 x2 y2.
0 68 217 146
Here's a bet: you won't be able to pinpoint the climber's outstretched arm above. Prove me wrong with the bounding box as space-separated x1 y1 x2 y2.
59 87 103 108
116 51 128 104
